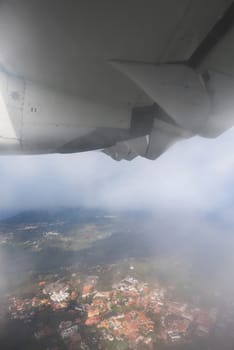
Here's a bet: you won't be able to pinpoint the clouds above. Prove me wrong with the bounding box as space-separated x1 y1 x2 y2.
0 128 234 216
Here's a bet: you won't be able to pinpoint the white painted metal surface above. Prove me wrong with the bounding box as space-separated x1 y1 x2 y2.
0 1 233 160
0 70 132 154
111 62 211 134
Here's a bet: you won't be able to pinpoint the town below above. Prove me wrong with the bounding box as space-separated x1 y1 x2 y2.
0 208 233 350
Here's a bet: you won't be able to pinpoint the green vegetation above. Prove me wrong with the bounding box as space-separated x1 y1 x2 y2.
105 339 128 350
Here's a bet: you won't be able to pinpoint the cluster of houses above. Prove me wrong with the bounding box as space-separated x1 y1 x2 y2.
6 270 221 349
7 278 81 320
83 276 217 347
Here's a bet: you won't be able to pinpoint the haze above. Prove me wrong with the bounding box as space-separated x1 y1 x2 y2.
0 128 234 219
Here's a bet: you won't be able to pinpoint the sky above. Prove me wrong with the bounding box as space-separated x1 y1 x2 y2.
0 128 234 221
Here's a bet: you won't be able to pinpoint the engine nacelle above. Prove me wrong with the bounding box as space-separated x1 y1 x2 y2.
0 70 132 154
111 61 234 139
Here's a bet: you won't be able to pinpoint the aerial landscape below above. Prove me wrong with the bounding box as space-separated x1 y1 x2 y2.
0 208 233 350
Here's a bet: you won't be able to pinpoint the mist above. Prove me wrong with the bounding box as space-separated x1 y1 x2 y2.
0 127 234 217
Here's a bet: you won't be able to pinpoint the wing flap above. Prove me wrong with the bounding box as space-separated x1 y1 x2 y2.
103 119 191 161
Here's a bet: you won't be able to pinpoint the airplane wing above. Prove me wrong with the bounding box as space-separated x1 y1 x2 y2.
0 0 234 159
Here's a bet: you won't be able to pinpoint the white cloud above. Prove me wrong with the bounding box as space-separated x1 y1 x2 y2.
0 128 234 215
